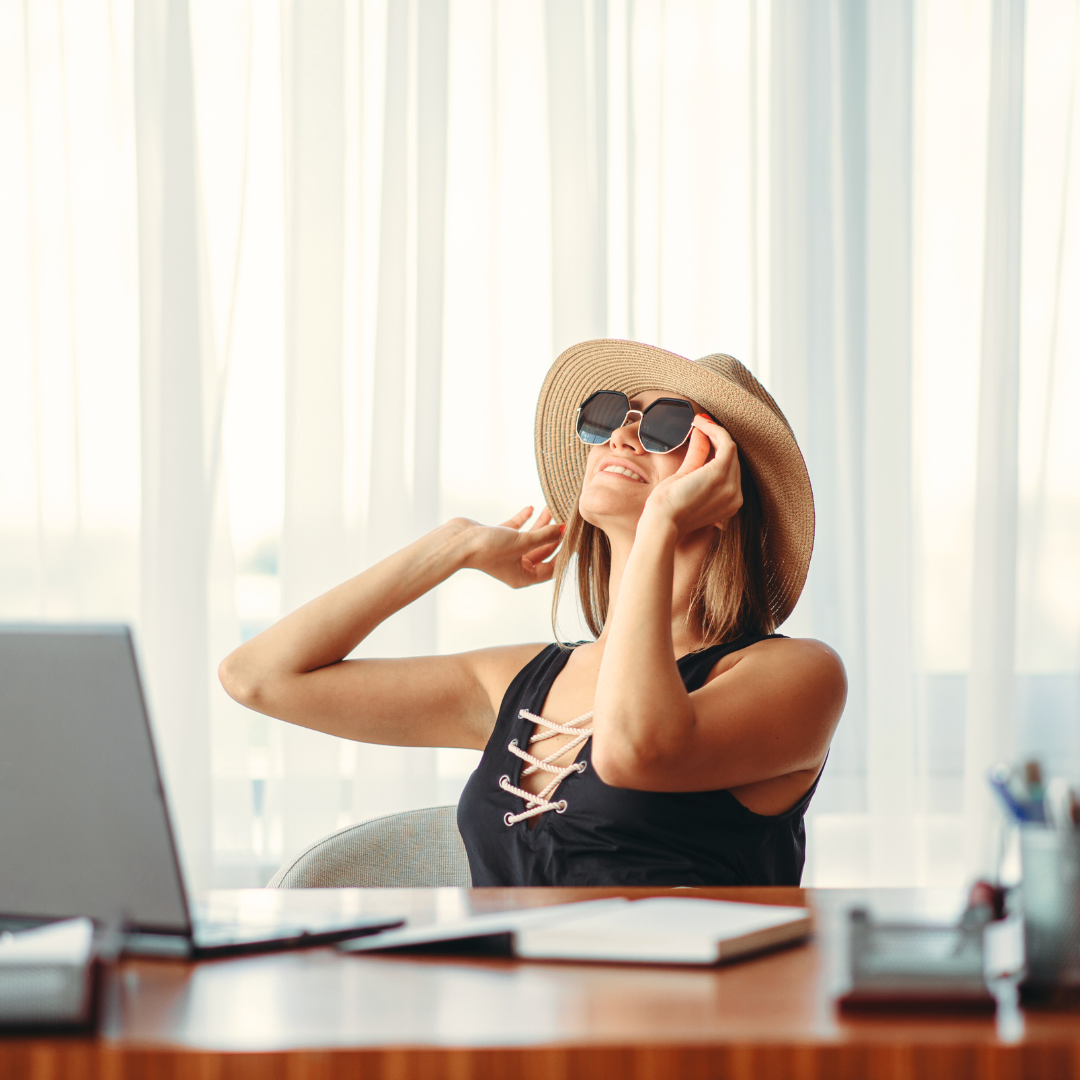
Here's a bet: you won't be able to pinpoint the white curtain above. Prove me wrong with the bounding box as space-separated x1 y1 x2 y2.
3 0 1078 891
766 0 921 884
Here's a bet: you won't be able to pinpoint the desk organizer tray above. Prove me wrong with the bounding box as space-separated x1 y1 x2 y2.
837 909 995 1014
0 917 101 1034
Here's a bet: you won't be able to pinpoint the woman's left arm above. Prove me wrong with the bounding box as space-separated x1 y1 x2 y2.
590 419 846 793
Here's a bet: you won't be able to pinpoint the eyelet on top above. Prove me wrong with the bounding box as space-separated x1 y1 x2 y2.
501 708 595 827
503 812 515 827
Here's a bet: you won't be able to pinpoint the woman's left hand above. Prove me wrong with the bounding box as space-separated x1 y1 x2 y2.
644 415 742 537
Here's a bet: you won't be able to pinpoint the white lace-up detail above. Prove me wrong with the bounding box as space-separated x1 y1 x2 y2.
499 708 593 825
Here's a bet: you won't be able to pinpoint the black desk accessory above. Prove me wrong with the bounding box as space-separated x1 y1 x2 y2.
837 908 997 1014
0 917 117 1034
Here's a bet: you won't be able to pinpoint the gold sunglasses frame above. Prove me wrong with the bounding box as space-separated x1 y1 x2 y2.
574 392 706 455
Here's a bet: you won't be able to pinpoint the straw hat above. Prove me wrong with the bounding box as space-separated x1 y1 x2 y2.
533 339 814 626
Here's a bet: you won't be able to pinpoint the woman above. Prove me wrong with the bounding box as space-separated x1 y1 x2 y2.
220 340 846 886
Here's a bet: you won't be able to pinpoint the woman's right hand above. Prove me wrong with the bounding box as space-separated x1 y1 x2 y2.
455 506 563 589
221 505 563 747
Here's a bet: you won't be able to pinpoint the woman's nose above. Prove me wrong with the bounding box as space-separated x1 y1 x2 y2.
610 411 645 452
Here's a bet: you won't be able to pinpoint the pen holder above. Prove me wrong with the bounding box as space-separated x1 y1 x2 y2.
1019 824 1080 998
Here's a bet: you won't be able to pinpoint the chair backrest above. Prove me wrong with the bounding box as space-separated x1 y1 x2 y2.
267 804 472 888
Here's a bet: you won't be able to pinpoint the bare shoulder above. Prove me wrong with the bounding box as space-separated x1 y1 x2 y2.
702 636 847 727
750 635 845 679
464 642 552 714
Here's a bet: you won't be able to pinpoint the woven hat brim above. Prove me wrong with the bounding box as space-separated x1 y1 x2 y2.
533 339 815 627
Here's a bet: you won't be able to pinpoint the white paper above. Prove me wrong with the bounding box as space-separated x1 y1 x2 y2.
342 895 811 966
340 898 628 952
516 897 811 964
0 918 94 966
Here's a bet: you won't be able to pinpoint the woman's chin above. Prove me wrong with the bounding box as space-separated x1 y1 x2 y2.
578 486 648 529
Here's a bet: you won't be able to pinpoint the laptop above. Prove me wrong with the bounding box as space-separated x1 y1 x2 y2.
0 625 402 957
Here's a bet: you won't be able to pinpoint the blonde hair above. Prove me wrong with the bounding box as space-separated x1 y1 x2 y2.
550 453 775 647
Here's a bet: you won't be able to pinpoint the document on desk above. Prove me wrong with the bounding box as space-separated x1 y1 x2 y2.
340 897 811 966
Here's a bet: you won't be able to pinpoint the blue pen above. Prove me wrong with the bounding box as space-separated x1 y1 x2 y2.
988 766 1043 823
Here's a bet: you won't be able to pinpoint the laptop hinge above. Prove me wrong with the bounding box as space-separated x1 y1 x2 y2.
122 930 192 958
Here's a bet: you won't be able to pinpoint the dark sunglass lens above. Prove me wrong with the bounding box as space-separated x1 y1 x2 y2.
577 392 630 445
639 400 695 453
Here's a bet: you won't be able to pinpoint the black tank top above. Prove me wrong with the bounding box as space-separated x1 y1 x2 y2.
457 634 822 887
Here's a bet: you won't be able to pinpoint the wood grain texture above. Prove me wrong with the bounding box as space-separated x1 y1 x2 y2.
2 888 1079 1080
4 1043 1080 1080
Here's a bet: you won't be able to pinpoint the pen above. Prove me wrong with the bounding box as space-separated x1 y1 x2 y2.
989 766 1034 823
988 765 1047 824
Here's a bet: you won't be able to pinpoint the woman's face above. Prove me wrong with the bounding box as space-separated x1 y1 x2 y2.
577 389 703 531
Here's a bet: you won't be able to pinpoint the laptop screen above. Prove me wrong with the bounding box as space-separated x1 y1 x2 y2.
0 625 191 933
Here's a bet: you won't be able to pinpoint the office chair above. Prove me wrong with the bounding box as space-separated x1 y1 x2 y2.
267 805 472 888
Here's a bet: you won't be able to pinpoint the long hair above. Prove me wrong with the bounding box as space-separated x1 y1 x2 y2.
550 453 775 647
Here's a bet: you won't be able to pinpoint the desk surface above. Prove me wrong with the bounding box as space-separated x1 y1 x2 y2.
3 887 1079 1080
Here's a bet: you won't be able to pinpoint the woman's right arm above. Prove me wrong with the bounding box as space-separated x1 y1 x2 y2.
218 510 562 751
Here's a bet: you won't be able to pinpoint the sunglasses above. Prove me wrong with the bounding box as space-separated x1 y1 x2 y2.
575 391 710 454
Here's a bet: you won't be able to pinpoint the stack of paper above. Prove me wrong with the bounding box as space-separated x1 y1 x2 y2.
0 918 97 1031
341 896 812 966
516 897 812 964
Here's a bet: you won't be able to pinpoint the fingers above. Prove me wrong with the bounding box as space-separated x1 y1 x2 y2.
674 426 712 476
530 559 556 584
677 417 738 486
714 450 742 529
531 507 553 531
692 414 737 460
521 521 563 548
499 506 534 529
523 539 560 565
499 506 558 535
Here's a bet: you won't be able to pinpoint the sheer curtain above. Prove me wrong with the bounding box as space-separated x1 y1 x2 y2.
2 0 1078 890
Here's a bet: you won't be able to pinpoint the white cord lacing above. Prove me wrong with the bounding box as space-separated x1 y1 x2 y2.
499 708 594 825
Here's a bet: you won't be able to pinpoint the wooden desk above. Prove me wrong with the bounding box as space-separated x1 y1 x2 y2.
3 887 1079 1079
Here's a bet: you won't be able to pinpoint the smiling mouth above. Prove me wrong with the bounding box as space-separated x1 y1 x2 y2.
601 464 646 483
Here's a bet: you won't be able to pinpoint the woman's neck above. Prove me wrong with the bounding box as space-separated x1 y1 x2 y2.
596 521 714 657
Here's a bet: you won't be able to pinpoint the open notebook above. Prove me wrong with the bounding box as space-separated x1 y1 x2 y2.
341 897 812 966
